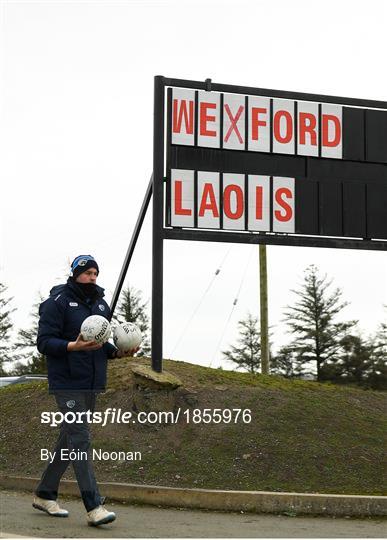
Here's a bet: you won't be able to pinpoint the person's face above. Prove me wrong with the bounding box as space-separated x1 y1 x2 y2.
75 268 98 284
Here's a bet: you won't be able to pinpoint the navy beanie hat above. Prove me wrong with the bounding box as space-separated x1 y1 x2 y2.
71 255 99 279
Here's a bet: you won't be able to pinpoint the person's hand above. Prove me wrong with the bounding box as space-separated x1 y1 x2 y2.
67 334 103 352
116 346 140 358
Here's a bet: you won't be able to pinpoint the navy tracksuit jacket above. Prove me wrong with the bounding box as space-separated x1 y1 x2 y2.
37 278 117 393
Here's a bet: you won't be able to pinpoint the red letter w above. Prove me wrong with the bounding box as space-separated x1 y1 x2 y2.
173 99 194 134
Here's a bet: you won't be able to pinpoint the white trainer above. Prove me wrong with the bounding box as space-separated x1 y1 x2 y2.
87 505 116 527
33 496 69 517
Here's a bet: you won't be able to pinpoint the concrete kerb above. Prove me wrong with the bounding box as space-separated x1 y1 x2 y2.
0 475 386 518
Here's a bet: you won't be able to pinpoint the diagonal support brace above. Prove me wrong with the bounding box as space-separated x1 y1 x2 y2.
110 174 153 315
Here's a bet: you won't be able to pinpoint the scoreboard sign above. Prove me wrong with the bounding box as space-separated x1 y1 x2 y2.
163 79 387 250
144 76 387 372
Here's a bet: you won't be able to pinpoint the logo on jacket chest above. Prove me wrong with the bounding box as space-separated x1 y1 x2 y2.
69 302 78 307
98 304 105 312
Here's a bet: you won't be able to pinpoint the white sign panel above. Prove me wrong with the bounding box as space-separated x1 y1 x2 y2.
321 104 342 159
297 101 319 157
171 169 194 227
197 171 220 228
222 173 245 230
272 177 295 233
273 99 295 155
248 96 271 153
198 91 220 148
223 94 245 150
171 88 195 146
248 175 270 232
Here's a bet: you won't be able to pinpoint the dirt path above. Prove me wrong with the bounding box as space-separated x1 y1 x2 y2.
0 490 386 538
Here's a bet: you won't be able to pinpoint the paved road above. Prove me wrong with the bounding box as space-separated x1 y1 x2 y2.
0 490 386 538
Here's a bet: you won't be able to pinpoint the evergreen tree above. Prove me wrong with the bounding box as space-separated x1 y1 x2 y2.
12 293 47 375
271 346 300 378
222 313 261 374
366 309 387 390
334 334 374 386
373 306 387 361
282 265 356 381
329 329 386 391
0 282 15 375
114 285 150 356
366 354 387 391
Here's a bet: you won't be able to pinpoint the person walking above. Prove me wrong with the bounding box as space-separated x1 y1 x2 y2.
33 255 134 527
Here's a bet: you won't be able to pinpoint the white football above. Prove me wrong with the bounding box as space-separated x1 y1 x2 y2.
81 315 111 344
113 322 142 351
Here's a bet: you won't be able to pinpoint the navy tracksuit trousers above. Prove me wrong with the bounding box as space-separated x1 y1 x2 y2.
35 392 102 512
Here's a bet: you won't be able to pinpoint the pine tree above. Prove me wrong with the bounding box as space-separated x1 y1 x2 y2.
271 346 300 378
12 293 47 375
334 334 374 386
222 313 261 374
0 282 15 375
282 265 356 381
373 306 387 361
366 308 387 390
114 285 150 356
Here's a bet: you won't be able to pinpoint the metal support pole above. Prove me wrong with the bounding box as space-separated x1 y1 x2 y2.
151 76 165 373
259 244 270 374
110 175 153 316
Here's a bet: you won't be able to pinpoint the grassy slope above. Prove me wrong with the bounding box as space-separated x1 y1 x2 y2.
0 357 386 495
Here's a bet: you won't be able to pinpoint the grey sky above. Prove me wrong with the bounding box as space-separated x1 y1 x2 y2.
1 0 386 369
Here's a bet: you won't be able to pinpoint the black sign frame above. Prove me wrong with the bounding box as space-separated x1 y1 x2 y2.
151 76 387 372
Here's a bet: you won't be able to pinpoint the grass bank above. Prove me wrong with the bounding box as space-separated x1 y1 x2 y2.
0 357 385 495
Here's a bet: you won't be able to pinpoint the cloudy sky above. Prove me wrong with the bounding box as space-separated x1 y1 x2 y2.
1 0 386 370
